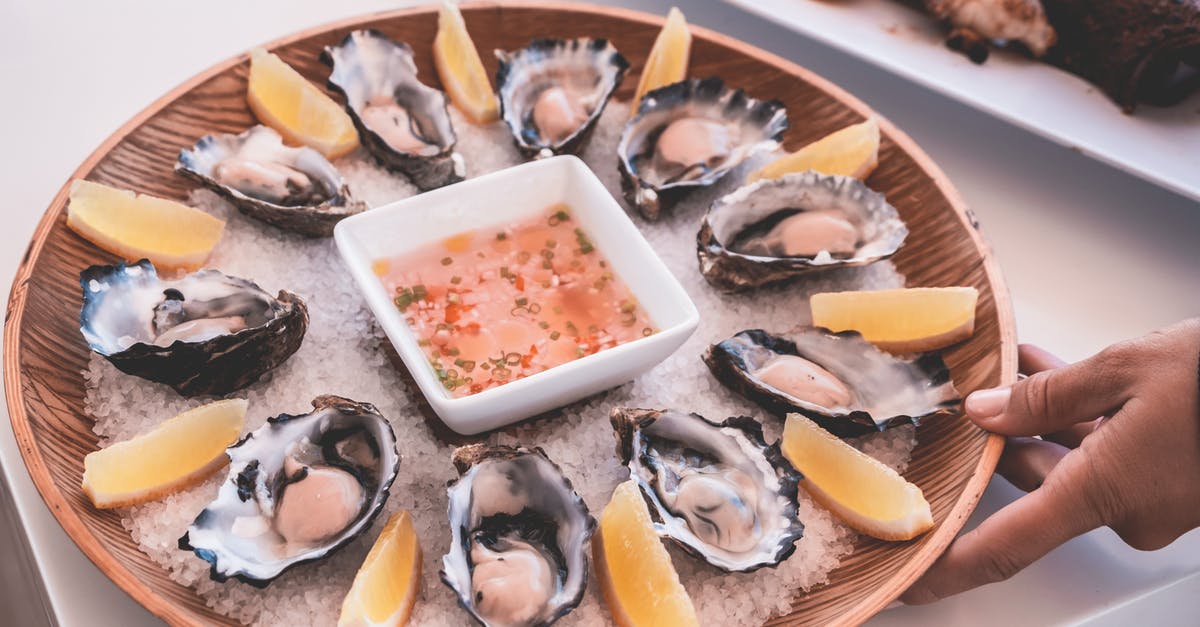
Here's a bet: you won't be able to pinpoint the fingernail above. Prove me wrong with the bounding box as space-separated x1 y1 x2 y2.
965 388 1010 419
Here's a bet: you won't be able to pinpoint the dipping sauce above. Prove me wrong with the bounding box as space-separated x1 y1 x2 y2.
374 204 656 397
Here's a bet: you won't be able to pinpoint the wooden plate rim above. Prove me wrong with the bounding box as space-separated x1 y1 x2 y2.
3 2 1013 625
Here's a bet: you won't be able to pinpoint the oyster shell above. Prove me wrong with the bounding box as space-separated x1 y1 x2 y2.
79 260 307 396
704 327 961 437
610 408 804 572
617 77 788 220
176 125 366 237
441 444 594 627
495 38 629 159
180 396 399 586
322 29 464 190
698 171 909 291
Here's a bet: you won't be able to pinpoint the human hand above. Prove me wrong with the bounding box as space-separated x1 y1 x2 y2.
902 318 1200 604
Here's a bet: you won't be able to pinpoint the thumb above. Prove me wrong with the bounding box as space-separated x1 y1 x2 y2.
965 344 1133 437
902 451 1103 604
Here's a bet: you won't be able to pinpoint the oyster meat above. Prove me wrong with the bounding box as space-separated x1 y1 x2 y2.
617 77 788 220
441 444 594 626
79 259 307 396
704 327 961 437
610 408 804 572
496 38 629 159
176 125 366 237
180 396 399 586
323 29 464 190
698 171 909 290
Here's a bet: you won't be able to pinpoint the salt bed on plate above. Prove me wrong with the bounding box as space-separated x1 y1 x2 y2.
83 101 920 626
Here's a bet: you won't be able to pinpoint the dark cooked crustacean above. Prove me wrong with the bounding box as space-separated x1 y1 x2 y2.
617 77 788 220
180 396 399 586
704 328 961 437
496 38 629 159
176 125 366 237
79 259 308 396
919 0 1200 110
697 171 908 291
924 0 1057 63
610 408 804 572
441 444 594 626
322 29 464 190
1042 0 1200 110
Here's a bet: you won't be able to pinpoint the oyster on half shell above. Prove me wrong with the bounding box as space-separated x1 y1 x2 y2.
704 327 961 437
79 260 308 396
496 38 629 159
176 125 366 237
322 29 464 190
698 171 908 291
441 444 594 627
617 77 788 220
180 396 399 586
611 407 804 572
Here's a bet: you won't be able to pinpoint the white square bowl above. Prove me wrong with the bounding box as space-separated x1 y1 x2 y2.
334 155 700 435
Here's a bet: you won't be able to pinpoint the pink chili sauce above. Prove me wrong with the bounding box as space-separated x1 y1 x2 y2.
373 203 657 397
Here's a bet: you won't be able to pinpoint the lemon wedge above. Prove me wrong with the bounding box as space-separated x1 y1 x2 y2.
338 510 422 627
81 399 247 509
749 117 880 183
633 7 692 107
247 48 359 158
434 1 500 123
782 413 933 541
66 180 225 272
594 480 698 627
811 286 979 353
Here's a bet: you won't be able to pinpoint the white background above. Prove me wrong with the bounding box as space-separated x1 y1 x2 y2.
0 0 1197 625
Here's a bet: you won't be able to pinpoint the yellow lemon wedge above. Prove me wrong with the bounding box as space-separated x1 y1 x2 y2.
811 286 979 354
434 1 500 124
633 7 692 107
594 480 699 627
338 510 422 627
748 117 881 183
66 180 225 272
782 413 933 541
247 48 359 158
81 399 247 509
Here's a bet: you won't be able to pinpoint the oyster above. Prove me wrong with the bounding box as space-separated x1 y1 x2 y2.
180 396 399 586
610 408 803 572
322 29 464 190
698 171 909 290
79 260 307 396
617 77 788 220
496 38 629 159
704 327 960 437
441 444 594 626
176 125 366 237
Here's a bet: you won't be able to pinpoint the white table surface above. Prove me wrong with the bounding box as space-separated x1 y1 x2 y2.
1 1 1197 625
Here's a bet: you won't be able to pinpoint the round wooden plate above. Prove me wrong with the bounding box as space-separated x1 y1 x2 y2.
4 2 1013 625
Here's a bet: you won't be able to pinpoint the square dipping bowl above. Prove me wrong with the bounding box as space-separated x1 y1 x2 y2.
335 155 700 435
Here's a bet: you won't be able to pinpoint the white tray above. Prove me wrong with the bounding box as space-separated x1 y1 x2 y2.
723 0 1200 202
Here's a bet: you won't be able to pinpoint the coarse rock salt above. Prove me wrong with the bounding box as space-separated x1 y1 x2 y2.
82 101 917 626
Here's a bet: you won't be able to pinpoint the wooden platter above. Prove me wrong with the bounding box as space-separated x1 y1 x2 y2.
3 2 1013 625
